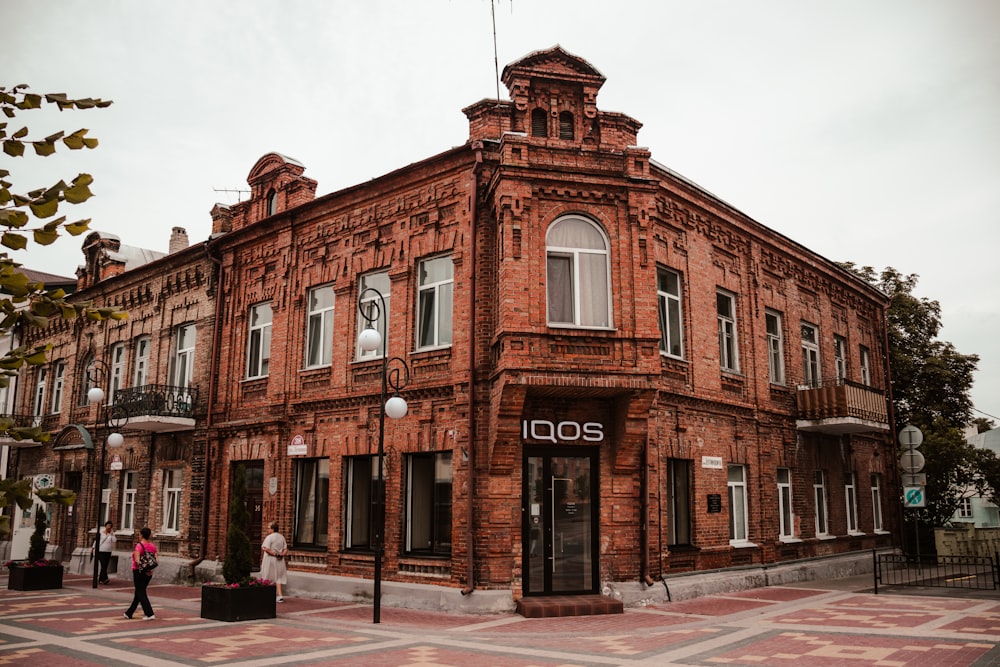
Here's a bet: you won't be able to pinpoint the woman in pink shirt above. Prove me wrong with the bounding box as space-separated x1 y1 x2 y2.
123 526 157 620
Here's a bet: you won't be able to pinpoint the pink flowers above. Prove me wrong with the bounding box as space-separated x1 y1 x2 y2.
203 577 272 588
4 559 61 568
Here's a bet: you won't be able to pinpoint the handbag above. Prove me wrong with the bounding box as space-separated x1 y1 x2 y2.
138 543 158 574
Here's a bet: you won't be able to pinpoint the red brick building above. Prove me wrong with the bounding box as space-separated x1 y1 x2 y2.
202 47 896 609
4 47 895 610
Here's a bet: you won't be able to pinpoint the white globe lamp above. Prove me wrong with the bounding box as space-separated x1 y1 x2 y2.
358 328 382 353
385 395 408 419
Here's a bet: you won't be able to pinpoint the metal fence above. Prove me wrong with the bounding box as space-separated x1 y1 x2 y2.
874 550 999 593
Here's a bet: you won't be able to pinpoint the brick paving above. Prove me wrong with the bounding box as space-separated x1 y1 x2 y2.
0 572 998 666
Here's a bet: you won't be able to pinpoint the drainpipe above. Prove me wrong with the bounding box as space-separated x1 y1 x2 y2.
641 432 654 586
188 239 224 581
461 144 483 596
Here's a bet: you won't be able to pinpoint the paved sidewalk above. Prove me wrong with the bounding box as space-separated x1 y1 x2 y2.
1 571 998 666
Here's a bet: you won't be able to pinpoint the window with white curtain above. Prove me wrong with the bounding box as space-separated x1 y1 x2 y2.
778 467 794 539
657 268 684 358
801 322 821 387
728 464 749 543
172 325 196 388
110 343 126 402
766 310 784 384
834 335 847 381
417 256 453 349
357 271 390 360
294 458 329 547
717 291 739 372
162 469 182 534
546 216 611 328
814 470 829 536
306 285 334 368
870 473 884 531
860 346 872 386
246 305 272 379
845 472 860 534
33 367 47 423
133 336 150 387
121 471 137 531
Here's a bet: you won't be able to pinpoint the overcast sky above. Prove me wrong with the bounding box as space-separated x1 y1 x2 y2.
4 0 998 425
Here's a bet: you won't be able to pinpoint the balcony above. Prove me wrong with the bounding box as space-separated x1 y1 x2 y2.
795 378 890 435
0 414 56 446
110 384 198 433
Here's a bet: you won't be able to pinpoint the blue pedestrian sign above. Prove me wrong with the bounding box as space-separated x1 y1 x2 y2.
903 485 926 508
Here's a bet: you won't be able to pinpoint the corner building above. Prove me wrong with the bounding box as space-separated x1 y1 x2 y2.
207 47 896 609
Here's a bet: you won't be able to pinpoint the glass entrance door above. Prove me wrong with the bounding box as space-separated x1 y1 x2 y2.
524 449 598 595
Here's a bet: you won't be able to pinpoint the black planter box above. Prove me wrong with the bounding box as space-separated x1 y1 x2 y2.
200 584 277 622
7 565 64 591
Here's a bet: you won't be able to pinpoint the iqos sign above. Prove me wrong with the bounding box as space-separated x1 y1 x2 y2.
521 419 605 444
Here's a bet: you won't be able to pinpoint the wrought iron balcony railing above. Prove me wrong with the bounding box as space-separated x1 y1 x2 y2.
795 378 889 435
110 384 198 432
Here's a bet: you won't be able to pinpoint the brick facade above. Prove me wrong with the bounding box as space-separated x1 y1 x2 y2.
8 47 897 605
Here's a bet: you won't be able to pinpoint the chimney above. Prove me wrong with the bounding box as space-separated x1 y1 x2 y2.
169 227 189 254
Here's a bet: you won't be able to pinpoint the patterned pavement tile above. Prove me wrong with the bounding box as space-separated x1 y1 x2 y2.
690 630 999 666
303 604 483 629
297 643 607 667
481 610 696 635
831 595 985 612
767 607 944 629
5 607 210 636
727 587 830 603
0 644 138 667
110 621 373 664
480 625 728 659
650 597 775 616
938 612 1000 635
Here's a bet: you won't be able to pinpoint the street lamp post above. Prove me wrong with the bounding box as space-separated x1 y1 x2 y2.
85 360 128 589
356 287 409 624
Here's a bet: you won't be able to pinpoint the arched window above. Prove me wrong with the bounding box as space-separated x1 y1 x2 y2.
77 354 95 406
559 111 574 140
546 216 611 328
531 108 548 137
266 189 278 216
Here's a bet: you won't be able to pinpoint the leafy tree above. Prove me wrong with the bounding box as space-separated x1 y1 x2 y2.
0 85 125 521
972 417 996 434
222 464 254 584
840 264 985 529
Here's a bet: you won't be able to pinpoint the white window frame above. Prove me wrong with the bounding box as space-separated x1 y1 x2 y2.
416 255 454 350
133 336 151 387
246 304 272 379
357 271 390 360
121 471 137 532
845 472 860 534
49 361 65 414
814 470 829 536
958 496 973 519
162 469 182 534
657 268 684 358
860 346 872 386
766 310 784 385
801 322 821 387
717 290 739 372
546 216 612 329
109 343 126 402
344 455 379 550
306 286 334 368
171 324 196 388
777 467 795 540
834 335 847 381
728 464 750 545
871 473 884 532
33 368 47 423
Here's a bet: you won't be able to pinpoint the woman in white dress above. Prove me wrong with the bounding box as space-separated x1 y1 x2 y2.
260 521 288 602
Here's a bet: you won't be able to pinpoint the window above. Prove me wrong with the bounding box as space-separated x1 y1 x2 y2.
814 470 829 536
78 355 94 406
834 335 847 381
162 469 182 533
121 471 137 532
110 343 126 401
546 217 611 328
246 304 272 378
33 368 47 424
958 496 973 519
344 455 380 550
845 472 859 533
777 467 794 539
801 322 820 387
860 346 872 386
266 189 277 216
171 324 196 388
765 310 784 384
531 108 548 137
133 336 150 387
666 459 692 546
306 286 334 368
294 458 329 547
49 361 65 414
870 473 884 531
728 464 749 543
657 268 684 358
357 271 389 360
417 255 454 349
717 291 739 372
405 452 452 555
558 111 574 140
